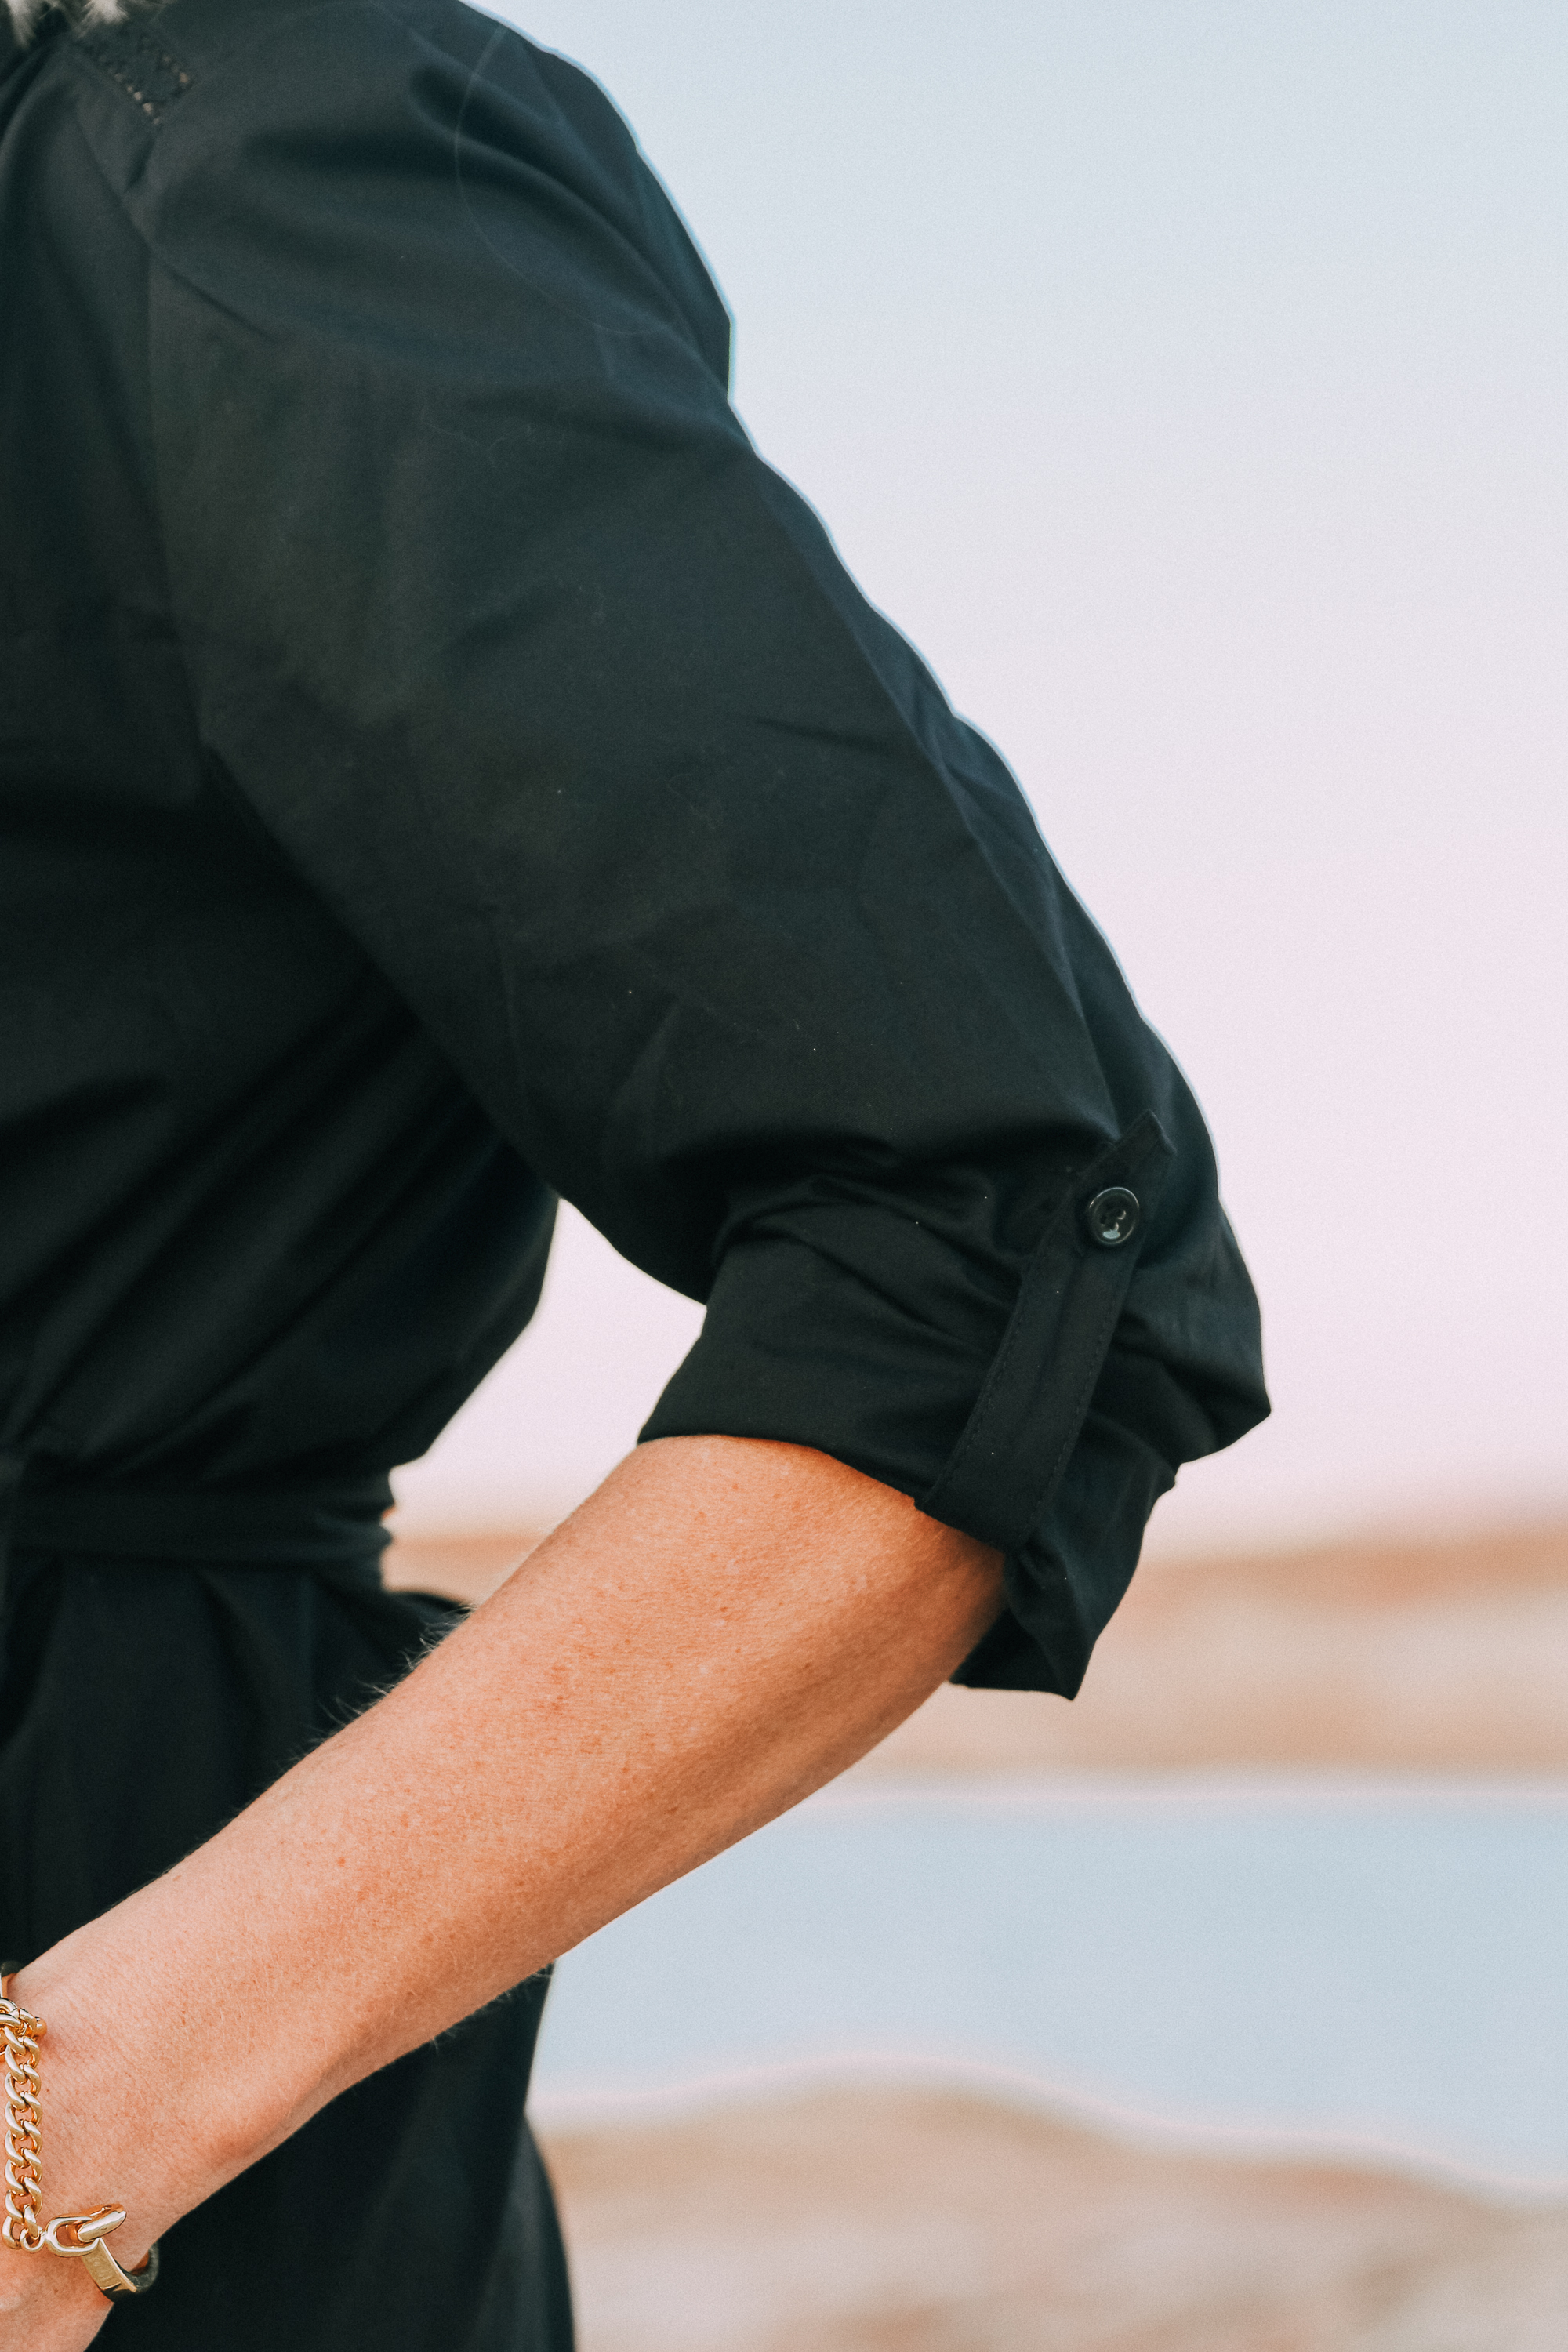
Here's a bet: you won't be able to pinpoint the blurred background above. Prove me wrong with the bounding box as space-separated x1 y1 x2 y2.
387 5 1568 2344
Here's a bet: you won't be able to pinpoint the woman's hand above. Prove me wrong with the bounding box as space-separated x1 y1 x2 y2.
0 2244 112 2352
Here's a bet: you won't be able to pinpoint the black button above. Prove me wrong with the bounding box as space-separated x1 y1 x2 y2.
1086 1186 1140 1249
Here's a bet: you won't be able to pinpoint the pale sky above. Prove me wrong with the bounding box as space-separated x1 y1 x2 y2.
393 2 1568 1553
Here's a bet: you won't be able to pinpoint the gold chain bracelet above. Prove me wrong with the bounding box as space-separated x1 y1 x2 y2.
1 1978 159 2303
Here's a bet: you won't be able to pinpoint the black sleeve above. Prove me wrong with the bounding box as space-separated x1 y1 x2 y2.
107 0 1267 1693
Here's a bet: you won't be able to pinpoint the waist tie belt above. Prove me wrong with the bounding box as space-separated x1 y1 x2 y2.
0 1460 394 1617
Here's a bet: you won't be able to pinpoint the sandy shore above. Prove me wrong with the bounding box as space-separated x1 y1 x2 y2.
863 1520 1568 1777
387 1519 1568 1773
538 2087 1568 2352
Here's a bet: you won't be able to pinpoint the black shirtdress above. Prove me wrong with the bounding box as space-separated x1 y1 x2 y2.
0 1 1269 2342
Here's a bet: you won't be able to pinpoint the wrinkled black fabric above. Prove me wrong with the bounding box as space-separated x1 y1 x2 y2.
2 0 1268 2339
0 0 1265 1696
0 1551 572 2350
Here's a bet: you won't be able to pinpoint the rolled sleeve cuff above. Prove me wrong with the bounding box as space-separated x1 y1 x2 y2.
641 1113 1185 1697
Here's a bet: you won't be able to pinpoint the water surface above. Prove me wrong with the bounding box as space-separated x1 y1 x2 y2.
533 1777 1568 2190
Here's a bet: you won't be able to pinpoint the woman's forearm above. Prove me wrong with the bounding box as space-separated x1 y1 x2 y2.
5 1436 1001 2345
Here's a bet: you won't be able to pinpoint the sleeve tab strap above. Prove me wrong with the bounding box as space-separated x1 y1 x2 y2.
918 1110 1175 1555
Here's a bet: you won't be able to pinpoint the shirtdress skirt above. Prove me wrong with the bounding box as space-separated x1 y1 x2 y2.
0 1544 574 2350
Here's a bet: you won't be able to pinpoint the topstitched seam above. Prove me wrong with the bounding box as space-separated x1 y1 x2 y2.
78 22 193 124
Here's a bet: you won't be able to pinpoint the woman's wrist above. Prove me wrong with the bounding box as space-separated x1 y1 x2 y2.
4 1930 239 2281
5 1843 340 2269
5 1961 165 2275
1 1965 144 2344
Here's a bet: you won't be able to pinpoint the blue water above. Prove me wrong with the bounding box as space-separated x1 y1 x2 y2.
532 1779 1568 2189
